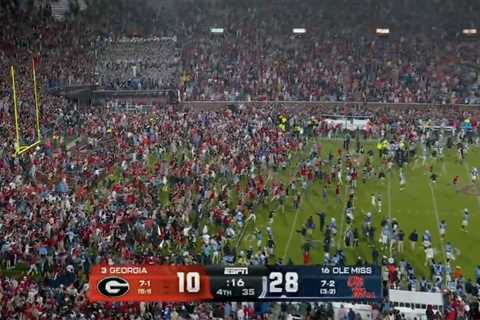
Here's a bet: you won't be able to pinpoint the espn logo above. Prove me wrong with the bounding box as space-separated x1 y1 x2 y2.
224 267 249 275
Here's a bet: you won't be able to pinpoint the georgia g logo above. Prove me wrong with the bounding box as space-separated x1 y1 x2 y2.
97 277 130 297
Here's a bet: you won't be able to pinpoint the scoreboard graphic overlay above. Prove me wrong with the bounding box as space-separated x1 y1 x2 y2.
89 265 382 302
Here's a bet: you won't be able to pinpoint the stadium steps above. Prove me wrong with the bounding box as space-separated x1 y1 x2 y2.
78 0 87 11
50 0 69 21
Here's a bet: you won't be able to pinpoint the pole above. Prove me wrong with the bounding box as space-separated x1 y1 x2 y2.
11 65 21 154
32 56 41 141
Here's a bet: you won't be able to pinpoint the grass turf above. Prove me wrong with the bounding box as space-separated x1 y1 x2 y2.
240 138 480 281
3 138 479 284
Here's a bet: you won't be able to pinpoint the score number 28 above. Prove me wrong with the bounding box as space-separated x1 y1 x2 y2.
269 272 299 293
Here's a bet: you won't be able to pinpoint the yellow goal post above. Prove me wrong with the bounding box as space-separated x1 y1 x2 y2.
10 56 42 156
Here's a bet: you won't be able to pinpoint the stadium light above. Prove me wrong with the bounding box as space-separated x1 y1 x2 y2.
210 28 224 34
292 28 306 34
462 28 478 35
376 28 390 35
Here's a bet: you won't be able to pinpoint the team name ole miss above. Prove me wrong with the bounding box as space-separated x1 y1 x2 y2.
331 267 372 275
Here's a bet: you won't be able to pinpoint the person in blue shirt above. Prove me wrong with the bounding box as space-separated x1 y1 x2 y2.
476 265 480 285
162 307 172 320
330 218 337 235
235 210 244 227
224 303 232 319
202 244 211 264
462 208 469 232
267 238 275 255
433 262 443 276
347 308 356 320
408 274 416 291
445 242 454 261
439 220 447 239
365 212 372 227
255 229 263 249
420 277 428 291
423 230 432 248
409 229 418 250
332 254 340 266
380 225 390 250
266 226 273 239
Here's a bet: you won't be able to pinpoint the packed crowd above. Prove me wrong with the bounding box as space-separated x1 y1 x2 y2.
2 0 480 319
2 97 480 318
0 1 95 149
180 33 480 103
0 95 309 318
95 38 180 90
0 2 95 89
283 115 480 320
175 1 480 103
6 0 477 105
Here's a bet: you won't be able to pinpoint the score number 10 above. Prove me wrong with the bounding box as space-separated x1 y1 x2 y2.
177 271 300 295
177 272 201 293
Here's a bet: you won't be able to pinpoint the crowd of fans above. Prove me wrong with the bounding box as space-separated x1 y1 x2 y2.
180 33 480 103
175 1 480 103
3 1 479 105
95 37 179 90
2 97 480 318
0 3 95 150
1 0 480 319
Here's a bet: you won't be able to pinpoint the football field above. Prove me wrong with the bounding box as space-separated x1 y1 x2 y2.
240 138 480 280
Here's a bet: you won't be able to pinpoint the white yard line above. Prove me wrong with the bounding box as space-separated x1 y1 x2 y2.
387 173 393 256
337 184 350 249
413 155 423 170
428 183 447 265
235 218 254 248
282 208 301 262
463 161 471 178
387 174 393 220
441 161 447 175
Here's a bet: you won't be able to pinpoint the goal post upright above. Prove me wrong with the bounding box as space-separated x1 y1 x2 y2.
32 56 41 142
10 57 43 157
10 65 21 154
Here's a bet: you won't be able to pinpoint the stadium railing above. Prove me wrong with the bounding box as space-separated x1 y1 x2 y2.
181 100 480 111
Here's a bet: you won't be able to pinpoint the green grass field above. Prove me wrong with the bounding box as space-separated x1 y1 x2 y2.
240 138 480 281
3 136 479 286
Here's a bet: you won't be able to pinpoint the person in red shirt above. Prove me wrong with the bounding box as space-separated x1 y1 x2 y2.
335 184 341 203
387 262 398 288
126 193 136 205
303 251 310 265
452 175 460 187
454 266 463 280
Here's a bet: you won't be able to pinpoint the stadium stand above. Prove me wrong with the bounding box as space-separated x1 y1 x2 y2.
1 0 480 319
